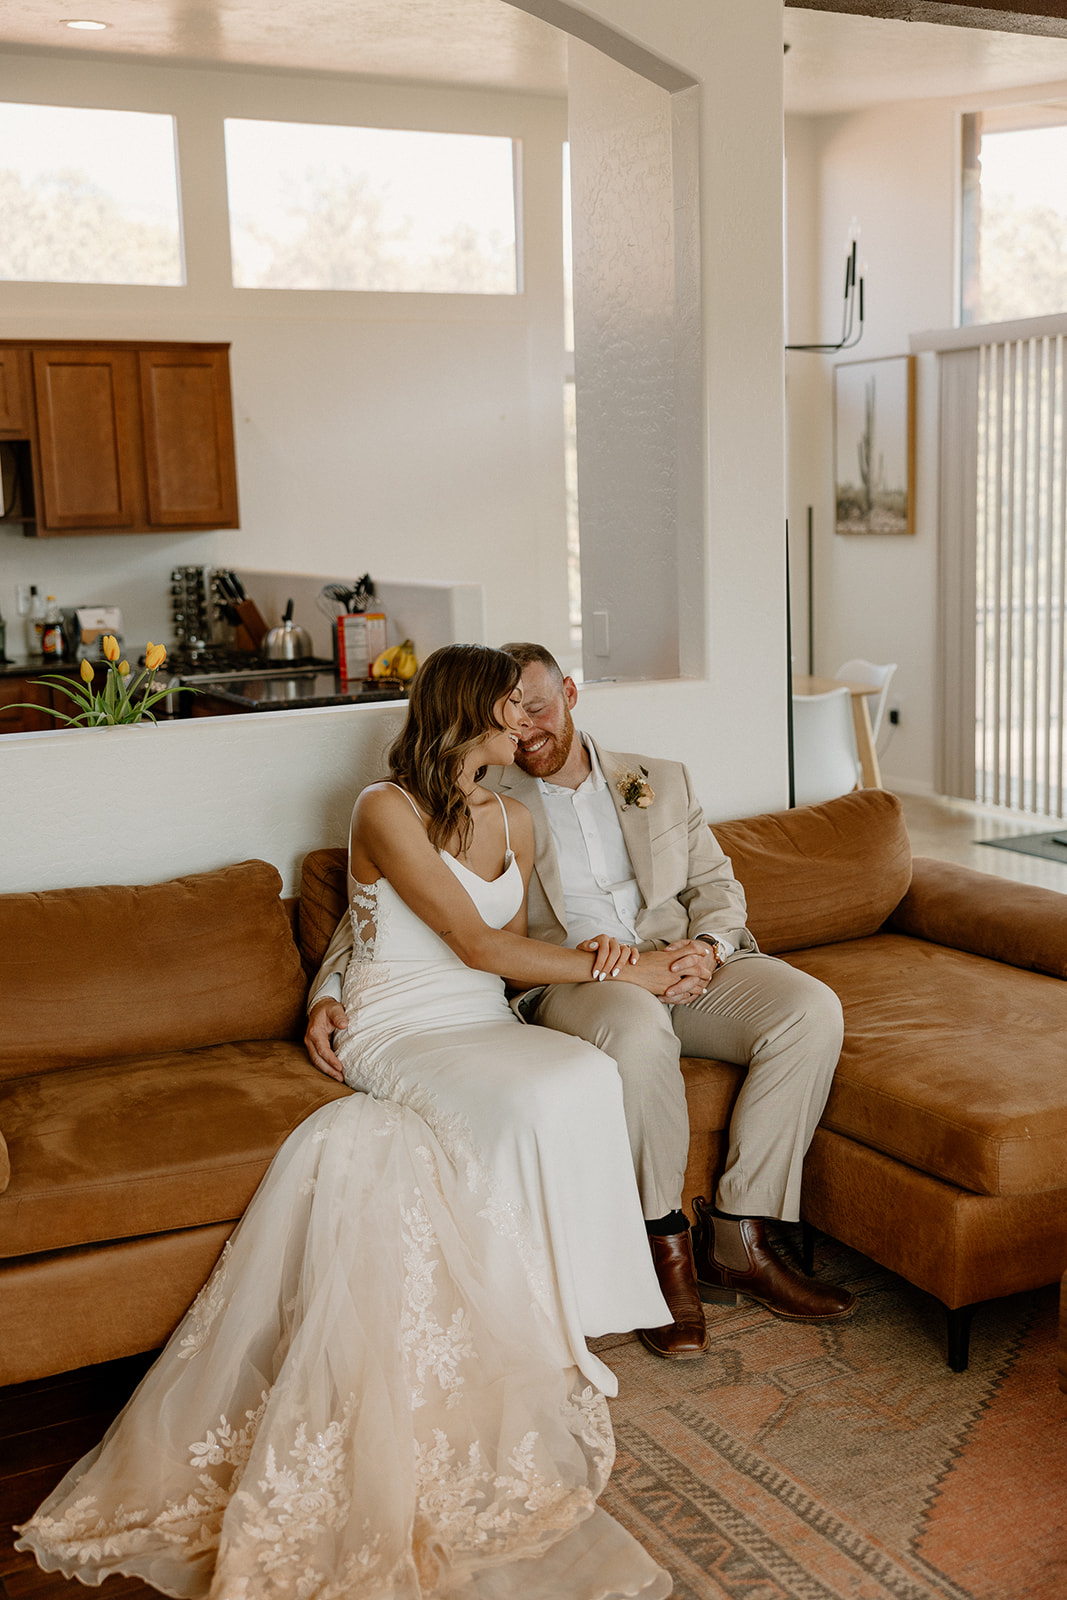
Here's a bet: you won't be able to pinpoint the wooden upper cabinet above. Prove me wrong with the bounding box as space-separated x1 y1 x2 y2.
33 348 142 530
0 348 29 434
2 339 240 537
139 349 239 529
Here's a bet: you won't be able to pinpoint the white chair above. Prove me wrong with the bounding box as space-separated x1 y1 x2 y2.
834 658 898 743
790 687 862 808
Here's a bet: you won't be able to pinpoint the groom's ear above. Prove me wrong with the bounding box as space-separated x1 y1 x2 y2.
562 676 579 711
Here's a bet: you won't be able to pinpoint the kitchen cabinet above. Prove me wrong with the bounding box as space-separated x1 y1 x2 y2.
0 674 59 735
0 348 30 434
0 340 239 537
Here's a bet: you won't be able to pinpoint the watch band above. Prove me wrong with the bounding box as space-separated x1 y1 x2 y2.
695 934 728 965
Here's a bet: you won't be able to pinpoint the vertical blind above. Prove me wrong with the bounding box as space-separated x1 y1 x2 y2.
974 335 1067 814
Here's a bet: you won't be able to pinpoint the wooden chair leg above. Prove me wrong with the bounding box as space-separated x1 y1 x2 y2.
800 1220 816 1276
946 1304 976 1372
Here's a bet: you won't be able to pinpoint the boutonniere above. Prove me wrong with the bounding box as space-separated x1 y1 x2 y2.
616 766 655 810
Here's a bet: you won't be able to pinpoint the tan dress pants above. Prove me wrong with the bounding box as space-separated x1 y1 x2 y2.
529 951 844 1223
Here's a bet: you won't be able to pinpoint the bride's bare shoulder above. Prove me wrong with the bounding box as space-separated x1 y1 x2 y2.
353 782 421 825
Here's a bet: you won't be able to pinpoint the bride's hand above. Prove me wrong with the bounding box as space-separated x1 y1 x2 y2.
575 934 640 981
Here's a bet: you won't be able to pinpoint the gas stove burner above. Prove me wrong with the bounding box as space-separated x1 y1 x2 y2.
159 644 336 682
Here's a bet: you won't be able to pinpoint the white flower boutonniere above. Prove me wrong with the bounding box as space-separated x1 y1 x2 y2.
616 766 655 809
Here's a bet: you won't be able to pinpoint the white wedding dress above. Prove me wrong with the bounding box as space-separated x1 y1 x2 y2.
16 794 672 1600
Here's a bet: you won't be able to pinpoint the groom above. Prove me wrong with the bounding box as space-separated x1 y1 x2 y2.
305 643 853 1359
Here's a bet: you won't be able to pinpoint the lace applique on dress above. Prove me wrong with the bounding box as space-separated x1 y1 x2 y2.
21 1394 270 1566
177 1240 233 1360
401 1190 476 1412
349 879 384 966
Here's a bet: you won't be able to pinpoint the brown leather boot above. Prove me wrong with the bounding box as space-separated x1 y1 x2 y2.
638 1230 711 1359
691 1197 856 1322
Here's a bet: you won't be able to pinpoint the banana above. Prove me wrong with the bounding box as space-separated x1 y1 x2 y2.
371 639 418 681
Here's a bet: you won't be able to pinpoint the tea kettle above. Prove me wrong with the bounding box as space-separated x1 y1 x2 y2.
262 599 314 662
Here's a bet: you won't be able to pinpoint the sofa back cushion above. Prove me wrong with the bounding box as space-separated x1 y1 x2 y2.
0 860 308 1080
711 789 912 954
300 848 349 978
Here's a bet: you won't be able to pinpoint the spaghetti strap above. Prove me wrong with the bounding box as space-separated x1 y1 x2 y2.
493 790 512 852
386 781 425 820
389 781 511 854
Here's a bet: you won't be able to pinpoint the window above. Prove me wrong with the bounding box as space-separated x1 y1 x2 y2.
223 120 517 293
961 108 1067 325
0 103 183 286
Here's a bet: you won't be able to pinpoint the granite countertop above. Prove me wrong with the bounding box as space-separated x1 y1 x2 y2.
0 658 84 678
192 671 407 711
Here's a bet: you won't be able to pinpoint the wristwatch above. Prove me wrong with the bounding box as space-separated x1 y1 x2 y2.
695 935 731 969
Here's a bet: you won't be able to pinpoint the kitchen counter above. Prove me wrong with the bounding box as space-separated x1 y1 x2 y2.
184 671 407 714
0 658 83 678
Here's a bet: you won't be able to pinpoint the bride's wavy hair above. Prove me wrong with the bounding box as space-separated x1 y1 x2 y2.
388 644 521 852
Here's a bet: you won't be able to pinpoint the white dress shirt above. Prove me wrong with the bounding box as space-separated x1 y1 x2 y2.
537 738 643 947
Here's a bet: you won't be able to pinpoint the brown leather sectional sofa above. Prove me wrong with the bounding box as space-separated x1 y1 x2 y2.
2 789 1065 1388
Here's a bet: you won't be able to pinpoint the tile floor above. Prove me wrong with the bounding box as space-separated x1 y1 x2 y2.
894 788 1067 893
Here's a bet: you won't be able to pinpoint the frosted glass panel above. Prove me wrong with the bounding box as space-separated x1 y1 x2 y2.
224 120 517 294
0 103 183 285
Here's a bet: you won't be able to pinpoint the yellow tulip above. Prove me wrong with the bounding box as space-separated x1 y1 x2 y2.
80 659 94 684
118 660 130 676
102 634 120 663
145 642 167 671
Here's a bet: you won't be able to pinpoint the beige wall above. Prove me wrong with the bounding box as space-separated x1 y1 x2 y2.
2 0 793 896
786 72 1067 797
0 52 571 663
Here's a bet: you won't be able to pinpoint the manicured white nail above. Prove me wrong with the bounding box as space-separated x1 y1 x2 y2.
596 971 605 981
612 965 620 977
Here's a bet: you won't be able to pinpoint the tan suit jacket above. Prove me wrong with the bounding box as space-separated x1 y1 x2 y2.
308 738 754 1008
490 740 754 953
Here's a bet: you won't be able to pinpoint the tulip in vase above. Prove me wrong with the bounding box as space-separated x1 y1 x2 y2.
11 637 186 727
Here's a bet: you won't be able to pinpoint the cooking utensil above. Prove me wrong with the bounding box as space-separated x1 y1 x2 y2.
262 598 314 662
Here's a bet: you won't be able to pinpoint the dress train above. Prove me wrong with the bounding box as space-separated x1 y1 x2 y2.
15 1094 671 1599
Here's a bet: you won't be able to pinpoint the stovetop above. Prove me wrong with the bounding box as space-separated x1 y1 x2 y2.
159 645 335 683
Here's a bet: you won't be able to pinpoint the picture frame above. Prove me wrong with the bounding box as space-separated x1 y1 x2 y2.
833 354 916 536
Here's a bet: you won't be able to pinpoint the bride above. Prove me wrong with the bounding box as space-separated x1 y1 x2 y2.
16 645 674 1600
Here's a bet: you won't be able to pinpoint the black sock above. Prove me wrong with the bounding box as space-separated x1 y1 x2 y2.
645 1210 689 1236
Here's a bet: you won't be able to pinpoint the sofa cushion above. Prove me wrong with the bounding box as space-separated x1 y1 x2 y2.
0 1041 352 1258
890 855 1067 980
712 790 912 955
784 933 1067 1197
0 861 309 1081
299 848 349 979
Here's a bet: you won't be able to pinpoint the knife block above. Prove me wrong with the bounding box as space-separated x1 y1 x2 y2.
233 599 269 649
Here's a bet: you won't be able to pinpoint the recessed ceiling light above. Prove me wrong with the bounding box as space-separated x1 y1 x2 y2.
62 18 109 29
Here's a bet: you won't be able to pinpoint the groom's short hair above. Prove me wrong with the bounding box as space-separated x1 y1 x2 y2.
498 641 565 688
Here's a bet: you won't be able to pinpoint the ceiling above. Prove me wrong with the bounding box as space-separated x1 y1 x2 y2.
783 7 1067 111
0 1 570 94
3 1 1067 111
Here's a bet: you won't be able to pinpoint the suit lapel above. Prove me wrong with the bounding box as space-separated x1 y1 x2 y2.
492 765 569 934
591 740 657 907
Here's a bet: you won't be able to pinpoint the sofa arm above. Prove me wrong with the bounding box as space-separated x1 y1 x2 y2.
887 855 1067 978
0 1127 9 1194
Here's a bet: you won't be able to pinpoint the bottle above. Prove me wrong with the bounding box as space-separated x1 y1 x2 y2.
27 586 44 657
41 595 64 661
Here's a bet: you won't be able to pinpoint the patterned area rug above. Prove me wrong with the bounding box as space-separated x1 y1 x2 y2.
593 1226 1067 1600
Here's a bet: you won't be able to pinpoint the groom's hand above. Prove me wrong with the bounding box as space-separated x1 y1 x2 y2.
661 939 717 1003
304 998 349 1081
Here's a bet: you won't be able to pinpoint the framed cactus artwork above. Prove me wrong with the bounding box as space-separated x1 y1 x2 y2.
833 354 916 535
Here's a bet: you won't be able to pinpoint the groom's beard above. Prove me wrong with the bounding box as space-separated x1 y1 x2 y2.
515 706 575 779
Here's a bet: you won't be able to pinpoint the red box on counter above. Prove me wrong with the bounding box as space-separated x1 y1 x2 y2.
337 612 387 680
